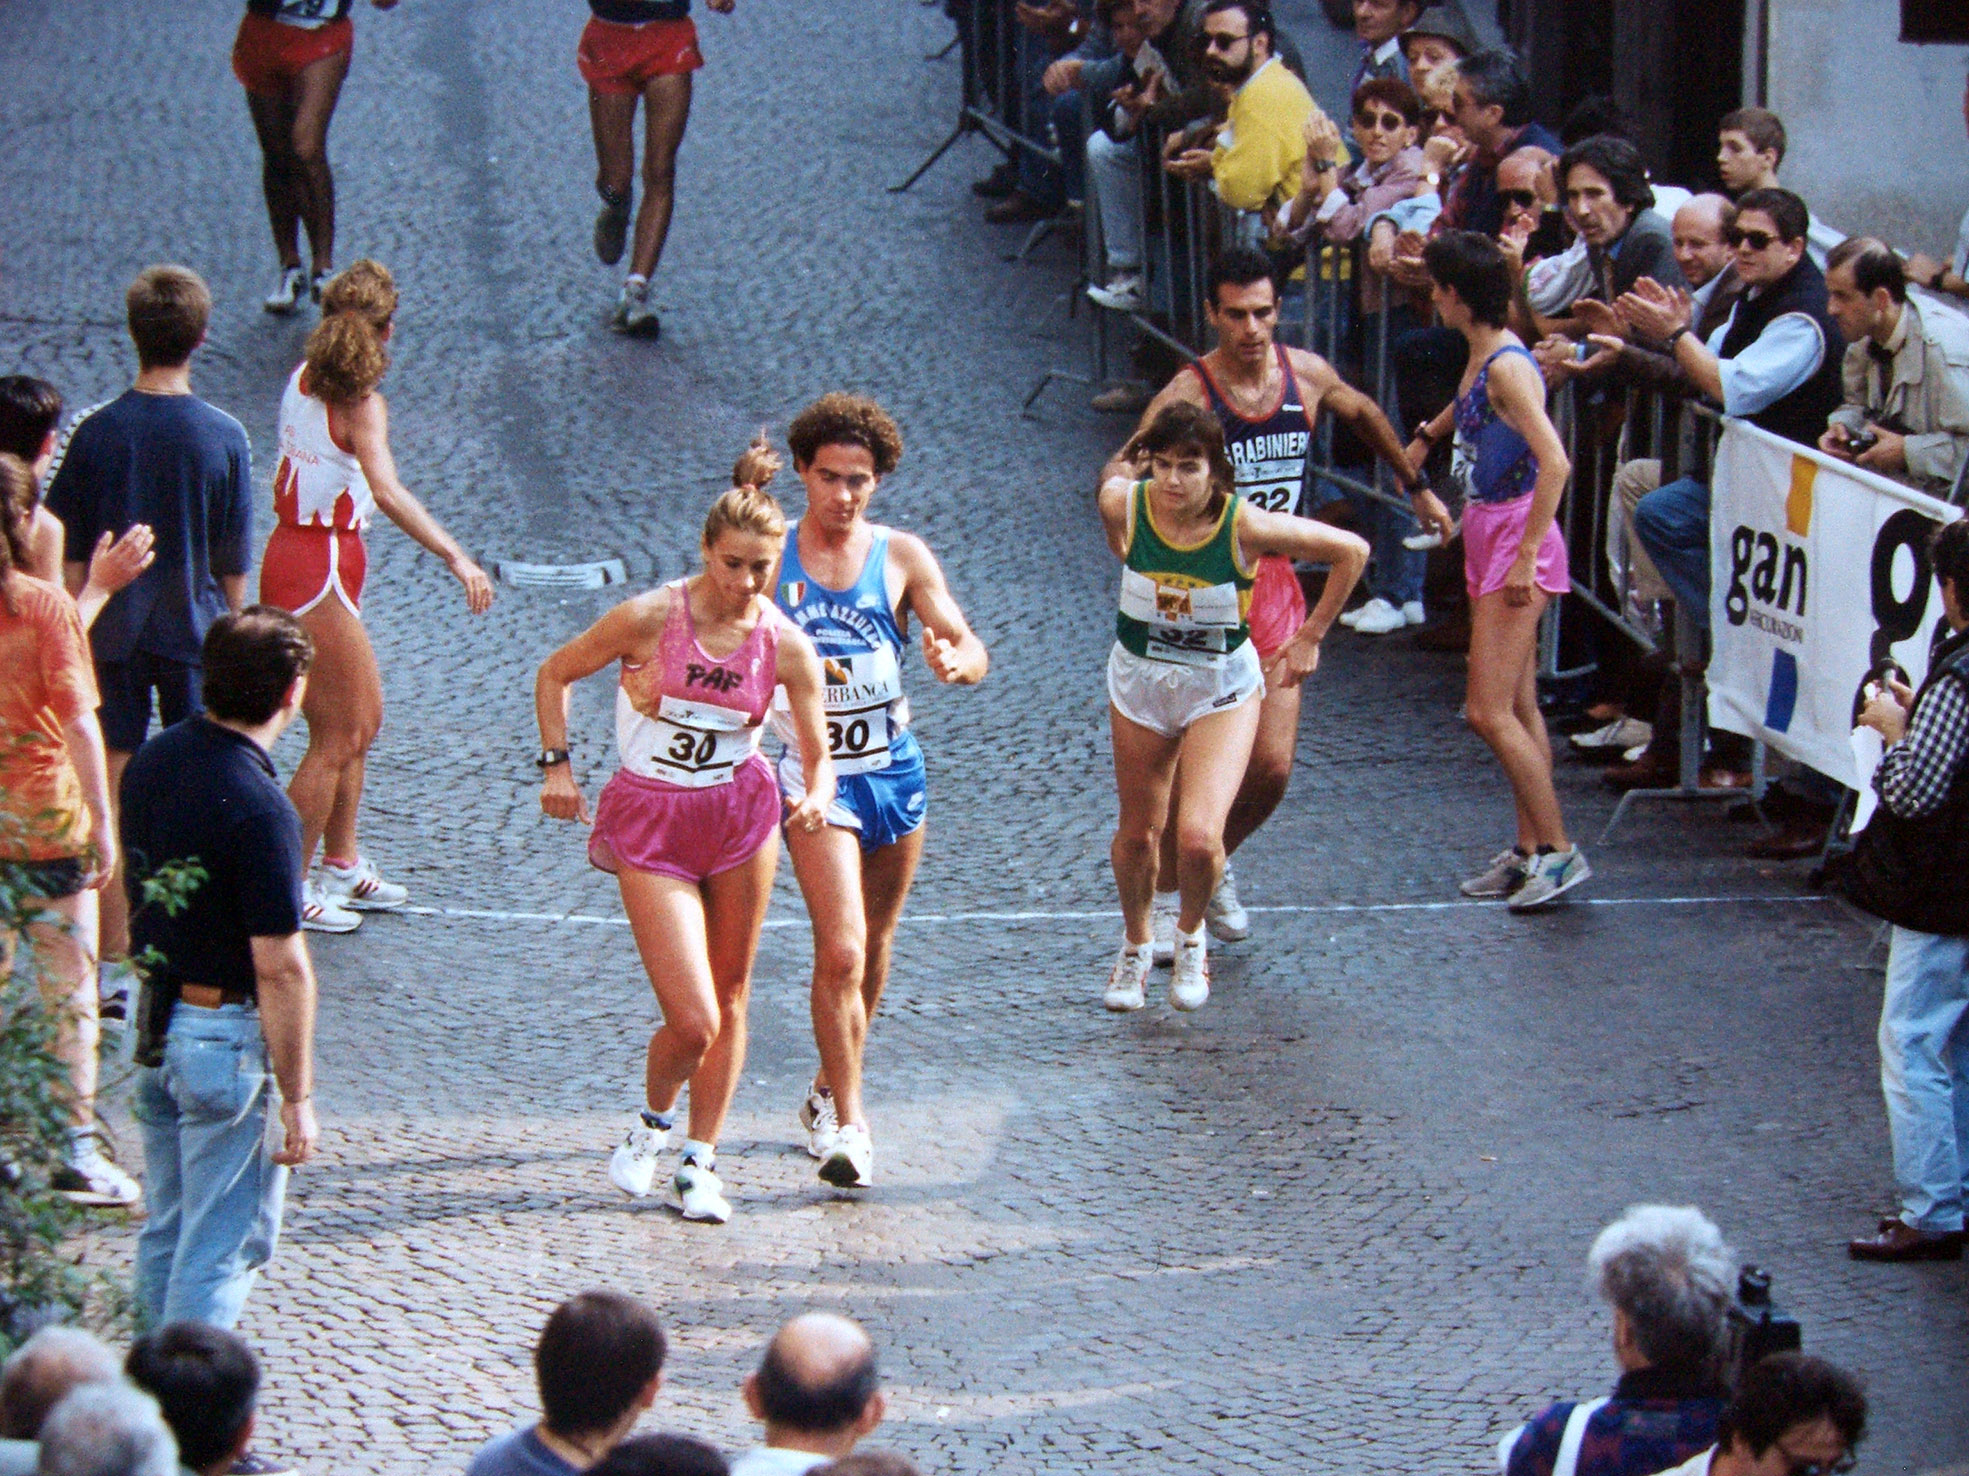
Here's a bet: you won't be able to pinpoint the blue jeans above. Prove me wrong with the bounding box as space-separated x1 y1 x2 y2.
1880 927 1969 1233
133 1003 287 1329
1632 476 1712 631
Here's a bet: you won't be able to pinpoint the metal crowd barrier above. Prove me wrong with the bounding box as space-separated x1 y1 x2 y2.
893 0 1063 195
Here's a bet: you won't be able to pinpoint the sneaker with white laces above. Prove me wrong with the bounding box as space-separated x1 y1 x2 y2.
53 1133 141 1208
1206 865 1250 942
1103 941 1151 1012
1400 600 1427 626
1339 597 1397 629
1353 598 1410 635
613 278 660 337
262 265 307 315
1150 891 1178 965
819 1123 874 1188
1168 928 1210 1011
799 1088 839 1160
607 1116 673 1198
1568 716 1654 754
1460 847 1531 898
300 879 361 934
1508 846 1592 911
320 855 408 911
1086 273 1143 311
673 1157 731 1223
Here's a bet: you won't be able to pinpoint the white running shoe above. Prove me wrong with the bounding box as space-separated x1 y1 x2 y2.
1353 598 1409 635
607 1117 673 1198
1508 847 1592 911
1086 273 1144 311
1206 865 1250 942
1169 929 1210 1011
262 265 306 315
1459 848 1530 899
54 1134 141 1208
1568 716 1653 754
319 855 408 912
1103 942 1151 1012
819 1123 874 1189
674 1158 731 1223
799 1088 839 1160
613 278 660 337
301 880 361 934
1150 891 1178 965
1401 600 1427 626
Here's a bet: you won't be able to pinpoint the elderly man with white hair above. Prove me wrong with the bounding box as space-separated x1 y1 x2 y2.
1497 1205 1737 1476
0 1328 124 1476
31 1382 178 1476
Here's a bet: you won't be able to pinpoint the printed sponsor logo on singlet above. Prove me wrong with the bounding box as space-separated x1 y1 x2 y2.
684 663 743 693
1156 586 1193 618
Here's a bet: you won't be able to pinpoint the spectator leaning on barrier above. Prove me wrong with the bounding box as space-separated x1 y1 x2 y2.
1619 188 1844 634
1819 236 1969 500
0 1328 122 1476
982 0 1099 225
1082 0 1178 312
122 607 320 1333
1164 0 1327 219
468 1292 667 1476
1651 1353 1865 1476
1904 66 1969 306
1841 517 1969 1263
1347 0 1418 101
1278 77 1423 247
732 1314 885 1476
1530 135 1681 336
1498 1206 1733 1476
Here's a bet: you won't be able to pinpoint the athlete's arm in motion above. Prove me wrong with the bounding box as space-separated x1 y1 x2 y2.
773 627 838 831
1236 508 1368 687
337 393 496 614
1483 349 1571 607
891 533 988 685
1290 349 1456 544
1096 470 1140 558
1099 372 1207 490
533 589 673 824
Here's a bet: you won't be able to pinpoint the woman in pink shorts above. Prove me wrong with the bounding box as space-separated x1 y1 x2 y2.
534 443 832 1224
1406 231 1590 911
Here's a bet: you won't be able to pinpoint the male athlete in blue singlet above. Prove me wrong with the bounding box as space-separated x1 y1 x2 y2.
773 394 987 1191
1103 246 1445 954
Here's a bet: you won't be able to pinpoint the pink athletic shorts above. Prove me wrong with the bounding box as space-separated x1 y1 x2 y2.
1462 492 1570 602
588 758 780 883
1246 555 1307 660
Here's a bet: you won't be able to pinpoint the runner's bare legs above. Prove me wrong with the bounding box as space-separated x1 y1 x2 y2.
629 72 691 280
247 48 349 278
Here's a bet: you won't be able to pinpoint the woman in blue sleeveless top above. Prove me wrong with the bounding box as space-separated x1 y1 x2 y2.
1406 231 1590 910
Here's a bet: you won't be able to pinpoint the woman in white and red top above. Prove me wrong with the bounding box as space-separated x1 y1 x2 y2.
259 261 493 931
534 444 833 1224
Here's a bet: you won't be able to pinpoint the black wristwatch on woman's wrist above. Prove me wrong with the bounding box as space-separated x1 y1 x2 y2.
535 747 571 770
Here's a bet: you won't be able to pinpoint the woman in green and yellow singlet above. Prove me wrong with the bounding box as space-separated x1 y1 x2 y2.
1097 402 1367 1015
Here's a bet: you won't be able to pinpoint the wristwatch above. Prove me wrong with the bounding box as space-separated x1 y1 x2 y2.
535 747 571 770
1664 325 1690 349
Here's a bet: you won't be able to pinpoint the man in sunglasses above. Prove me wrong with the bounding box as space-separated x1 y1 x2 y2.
1616 188 1844 635
1164 0 1324 222
1650 1352 1864 1476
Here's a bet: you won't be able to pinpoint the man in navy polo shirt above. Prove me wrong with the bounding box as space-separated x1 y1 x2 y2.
121 607 319 1331
45 264 254 1000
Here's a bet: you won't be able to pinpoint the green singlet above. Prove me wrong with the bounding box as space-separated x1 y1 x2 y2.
1114 480 1255 667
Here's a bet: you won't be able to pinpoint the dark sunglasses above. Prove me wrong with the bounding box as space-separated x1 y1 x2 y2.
1353 110 1410 131
1781 1451 1856 1476
1498 188 1539 210
1202 28 1249 49
1728 227 1780 250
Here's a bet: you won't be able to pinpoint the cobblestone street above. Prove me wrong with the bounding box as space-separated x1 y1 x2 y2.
3 2 1966 1472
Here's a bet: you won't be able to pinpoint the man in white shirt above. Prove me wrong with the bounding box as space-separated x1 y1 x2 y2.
729 1314 886 1476
1649 1353 1864 1476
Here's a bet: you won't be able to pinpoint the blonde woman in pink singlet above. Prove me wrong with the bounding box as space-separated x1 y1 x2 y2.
534 443 833 1224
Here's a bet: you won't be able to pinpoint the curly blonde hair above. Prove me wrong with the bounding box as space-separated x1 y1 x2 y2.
304 313 389 405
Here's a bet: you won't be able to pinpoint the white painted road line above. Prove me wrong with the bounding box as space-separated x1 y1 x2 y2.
398 893 1832 931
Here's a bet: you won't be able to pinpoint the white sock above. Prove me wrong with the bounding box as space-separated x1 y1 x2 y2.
626 273 648 290
1176 923 1206 948
681 1139 715 1169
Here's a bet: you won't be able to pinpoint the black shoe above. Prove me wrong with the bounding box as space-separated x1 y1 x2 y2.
594 190 631 266
972 161 1016 199
984 189 1055 225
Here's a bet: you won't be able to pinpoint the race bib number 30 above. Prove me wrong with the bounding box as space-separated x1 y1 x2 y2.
636 696 760 788
819 650 901 775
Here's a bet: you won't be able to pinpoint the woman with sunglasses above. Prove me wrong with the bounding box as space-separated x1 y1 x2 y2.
1407 230 1590 911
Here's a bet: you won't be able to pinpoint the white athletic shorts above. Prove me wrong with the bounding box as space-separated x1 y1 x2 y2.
1106 640 1264 739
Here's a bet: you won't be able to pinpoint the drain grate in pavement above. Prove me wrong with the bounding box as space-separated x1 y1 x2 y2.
493 558 628 591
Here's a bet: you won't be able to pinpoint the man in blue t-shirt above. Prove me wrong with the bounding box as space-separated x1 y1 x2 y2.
44 264 254 979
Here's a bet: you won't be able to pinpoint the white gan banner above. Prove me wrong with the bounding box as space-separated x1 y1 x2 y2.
1707 419 1963 789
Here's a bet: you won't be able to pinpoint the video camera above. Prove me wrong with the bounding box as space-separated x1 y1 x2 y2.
1724 1266 1802 1388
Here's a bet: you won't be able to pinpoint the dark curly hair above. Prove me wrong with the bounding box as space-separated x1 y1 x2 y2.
787 393 904 477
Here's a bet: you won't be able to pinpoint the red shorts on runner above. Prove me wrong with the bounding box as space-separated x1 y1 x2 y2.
231 12 353 97
259 523 368 618
577 16 703 94
1247 555 1307 660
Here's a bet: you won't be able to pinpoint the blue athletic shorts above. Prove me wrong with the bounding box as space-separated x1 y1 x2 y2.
778 732 927 853
96 652 202 754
